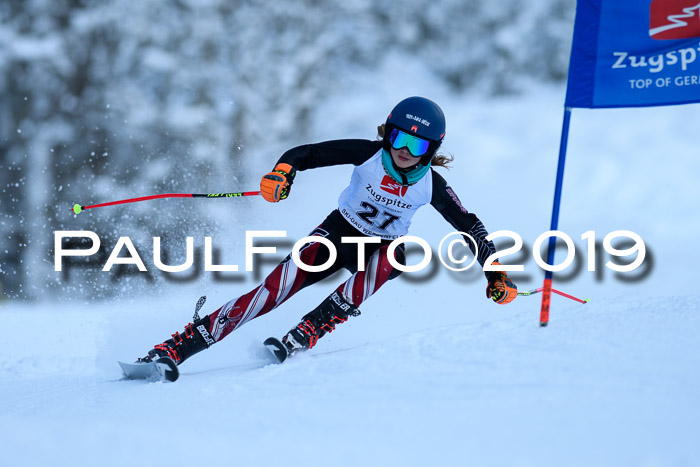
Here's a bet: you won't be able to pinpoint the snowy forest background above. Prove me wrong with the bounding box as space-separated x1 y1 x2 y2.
0 0 575 300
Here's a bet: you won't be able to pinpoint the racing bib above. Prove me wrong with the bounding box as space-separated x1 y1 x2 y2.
337 150 432 239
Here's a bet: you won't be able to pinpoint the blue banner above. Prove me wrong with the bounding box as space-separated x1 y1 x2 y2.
566 0 700 108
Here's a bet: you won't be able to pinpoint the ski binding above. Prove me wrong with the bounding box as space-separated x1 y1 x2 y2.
118 357 179 382
264 337 289 363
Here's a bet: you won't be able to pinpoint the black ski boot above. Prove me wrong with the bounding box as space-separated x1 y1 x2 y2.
139 315 216 366
281 291 360 356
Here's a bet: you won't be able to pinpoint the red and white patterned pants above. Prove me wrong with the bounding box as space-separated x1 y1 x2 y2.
205 210 405 342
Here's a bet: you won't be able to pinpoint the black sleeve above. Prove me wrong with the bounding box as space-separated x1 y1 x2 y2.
277 139 382 171
430 170 498 272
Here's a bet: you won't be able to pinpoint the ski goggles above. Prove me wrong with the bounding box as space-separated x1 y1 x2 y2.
389 128 431 157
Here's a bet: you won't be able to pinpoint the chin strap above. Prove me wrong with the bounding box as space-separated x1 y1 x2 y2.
395 164 410 186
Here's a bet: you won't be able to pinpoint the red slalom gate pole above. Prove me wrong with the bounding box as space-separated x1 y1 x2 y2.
71 191 261 214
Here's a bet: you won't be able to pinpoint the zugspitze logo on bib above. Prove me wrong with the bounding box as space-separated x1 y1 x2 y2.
380 175 408 197
650 0 700 40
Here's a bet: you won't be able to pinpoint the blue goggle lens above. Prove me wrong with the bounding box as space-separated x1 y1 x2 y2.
389 128 431 157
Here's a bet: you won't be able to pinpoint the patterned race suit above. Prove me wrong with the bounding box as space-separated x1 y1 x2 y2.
206 209 405 342
153 139 497 353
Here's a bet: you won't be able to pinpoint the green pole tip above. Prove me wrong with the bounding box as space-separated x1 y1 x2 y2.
72 204 82 214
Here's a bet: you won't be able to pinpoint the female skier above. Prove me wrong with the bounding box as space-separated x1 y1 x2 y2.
138 96 518 368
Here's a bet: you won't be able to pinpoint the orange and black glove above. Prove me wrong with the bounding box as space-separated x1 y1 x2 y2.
260 163 296 203
485 261 517 305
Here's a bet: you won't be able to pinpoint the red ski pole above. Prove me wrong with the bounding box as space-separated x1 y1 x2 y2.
518 287 589 304
71 191 261 214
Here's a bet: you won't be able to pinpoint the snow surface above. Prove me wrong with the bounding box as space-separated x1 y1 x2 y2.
2 83 700 466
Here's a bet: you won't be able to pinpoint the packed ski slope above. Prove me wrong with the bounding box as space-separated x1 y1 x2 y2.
2 85 699 466
2 295 699 466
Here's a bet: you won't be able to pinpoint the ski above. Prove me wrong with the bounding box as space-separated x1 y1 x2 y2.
263 337 289 363
118 357 179 382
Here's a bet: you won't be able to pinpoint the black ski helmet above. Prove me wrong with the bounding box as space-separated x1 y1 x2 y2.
382 97 446 185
